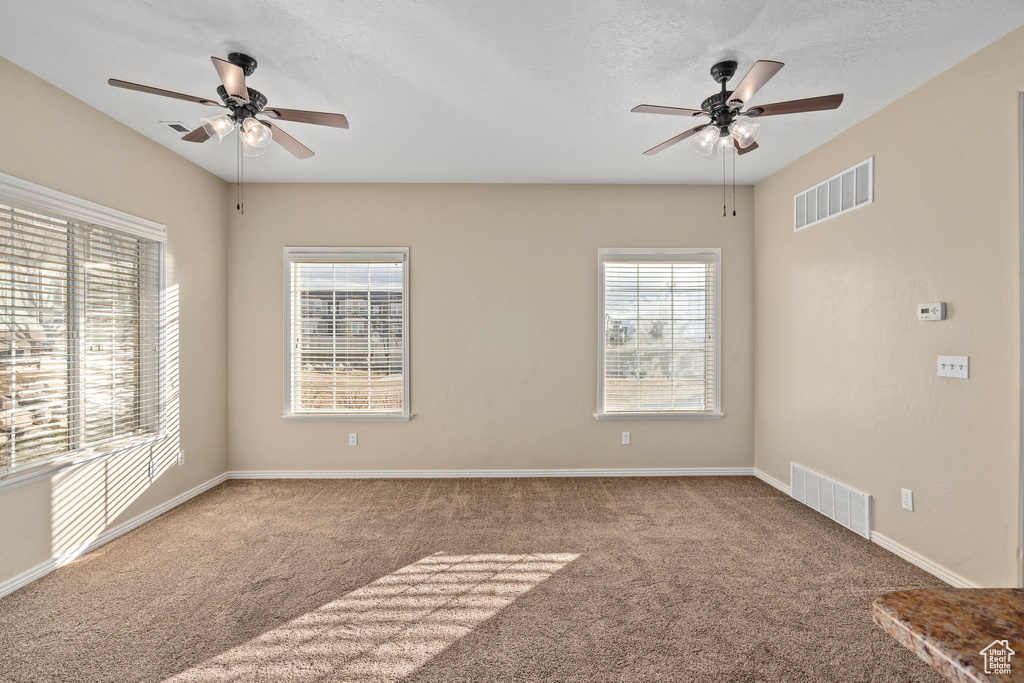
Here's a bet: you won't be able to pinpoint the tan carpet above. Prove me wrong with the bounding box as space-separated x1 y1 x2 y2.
0 477 945 682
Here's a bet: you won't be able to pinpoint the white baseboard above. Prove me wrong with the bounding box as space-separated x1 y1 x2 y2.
753 468 791 495
3 467 976 598
755 467 976 587
0 472 228 599
228 467 756 479
871 531 978 588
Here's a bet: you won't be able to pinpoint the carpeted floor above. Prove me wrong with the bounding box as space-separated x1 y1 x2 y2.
0 477 945 682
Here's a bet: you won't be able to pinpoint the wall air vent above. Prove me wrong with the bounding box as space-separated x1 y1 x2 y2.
160 121 192 134
794 157 873 231
790 463 871 539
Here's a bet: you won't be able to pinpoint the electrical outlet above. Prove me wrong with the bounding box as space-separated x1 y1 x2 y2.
148 460 156 479
177 449 184 467
621 431 630 445
349 433 358 446
901 488 914 511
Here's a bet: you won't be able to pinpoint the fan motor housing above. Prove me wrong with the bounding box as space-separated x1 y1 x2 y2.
701 91 738 132
217 85 268 121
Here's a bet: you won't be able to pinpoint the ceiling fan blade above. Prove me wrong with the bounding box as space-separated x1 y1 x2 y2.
745 93 844 117
631 104 708 118
262 121 314 159
108 78 222 107
642 124 709 155
181 126 211 143
211 56 249 103
263 107 349 129
736 140 759 156
728 60 784 106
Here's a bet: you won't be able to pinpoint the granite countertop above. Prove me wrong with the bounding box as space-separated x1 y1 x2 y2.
873 588 1024 682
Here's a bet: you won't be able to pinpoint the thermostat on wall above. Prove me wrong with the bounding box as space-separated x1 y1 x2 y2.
918 303 945 321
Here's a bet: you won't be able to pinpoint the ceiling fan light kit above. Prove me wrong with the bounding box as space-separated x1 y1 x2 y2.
632 58 844 216
240 116 273 155
108 51 349 211
692 125 719 156
728 118 761 149
108 51 348 160
632 58 844 159
200 113 234 142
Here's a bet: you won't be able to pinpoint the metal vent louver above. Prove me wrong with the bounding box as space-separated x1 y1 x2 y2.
794 157 873 231
790 463 871 539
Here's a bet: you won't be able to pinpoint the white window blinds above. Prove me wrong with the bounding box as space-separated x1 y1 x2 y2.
284 247 409 419
598 248 721 417
1 202 163 472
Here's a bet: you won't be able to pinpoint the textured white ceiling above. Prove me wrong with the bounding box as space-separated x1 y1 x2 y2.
2 0 1023 184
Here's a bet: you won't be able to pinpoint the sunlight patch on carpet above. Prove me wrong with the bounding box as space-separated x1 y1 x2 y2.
165 552 578 682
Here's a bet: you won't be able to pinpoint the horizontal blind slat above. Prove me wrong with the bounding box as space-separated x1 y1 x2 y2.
602 257 717 414
1 202 162 470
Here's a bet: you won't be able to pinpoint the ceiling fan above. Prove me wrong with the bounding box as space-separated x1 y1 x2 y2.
632 59 843 158
108 52 348 159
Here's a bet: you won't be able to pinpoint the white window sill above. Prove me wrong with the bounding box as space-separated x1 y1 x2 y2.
282 413 414 422
0 434 170 494
593 412 724 421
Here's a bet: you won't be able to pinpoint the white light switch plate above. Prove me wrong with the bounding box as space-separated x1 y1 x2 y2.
938 356 968 379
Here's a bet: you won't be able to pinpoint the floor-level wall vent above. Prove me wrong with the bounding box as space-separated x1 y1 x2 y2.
790 463 871 539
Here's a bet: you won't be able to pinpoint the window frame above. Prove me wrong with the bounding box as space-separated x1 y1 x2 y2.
594 247 723 420
282 246 412 422
0 172 167 491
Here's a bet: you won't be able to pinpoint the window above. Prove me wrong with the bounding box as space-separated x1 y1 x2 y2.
284 247 410 420
0 173 165 475
596 248 721 419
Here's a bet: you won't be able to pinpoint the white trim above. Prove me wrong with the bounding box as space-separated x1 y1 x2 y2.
596 247 722 419
753 468 790 495
0 435 171 494
0 171 166 242
1019 91 1024 589
871 532 978 589
0 185 169 487
228 467 755 479
281 246 403 263
755 468 977 586
0 472 228 599
282 246 411 420
281 413 414 422
593 412 723 420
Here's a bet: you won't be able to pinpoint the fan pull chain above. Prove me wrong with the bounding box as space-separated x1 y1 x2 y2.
732 151 737 217
722 153 726 217
236 133 244 214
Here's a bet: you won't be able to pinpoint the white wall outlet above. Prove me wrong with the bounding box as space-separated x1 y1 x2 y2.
621 431 630 445
177 449 185 467
938 355 969 379
901 488 914 511
349 433 358 446
148 460 156 479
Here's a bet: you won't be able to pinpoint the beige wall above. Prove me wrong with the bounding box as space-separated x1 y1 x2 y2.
754 26 1024 587
0 58 229 584
7 20 1020 593
228 184 754 472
